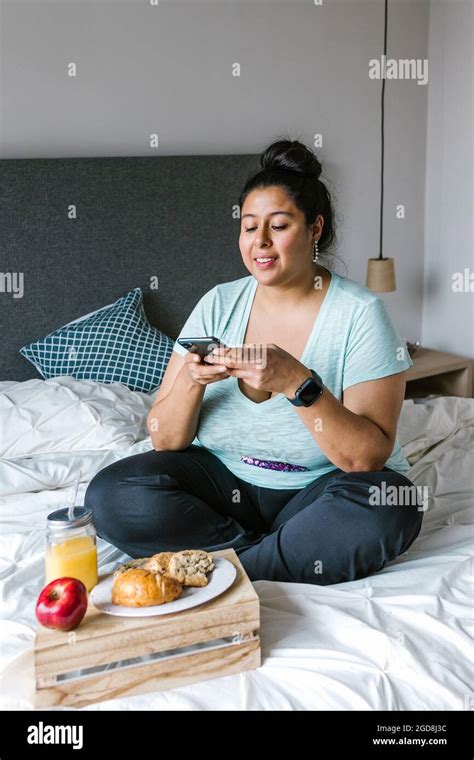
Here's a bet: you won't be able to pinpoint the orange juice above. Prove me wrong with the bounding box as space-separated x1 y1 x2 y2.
45 535 98 592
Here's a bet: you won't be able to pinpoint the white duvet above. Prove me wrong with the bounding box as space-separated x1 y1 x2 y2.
0 376 472 711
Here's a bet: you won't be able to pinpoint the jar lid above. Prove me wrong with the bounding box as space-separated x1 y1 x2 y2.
47 507 93 530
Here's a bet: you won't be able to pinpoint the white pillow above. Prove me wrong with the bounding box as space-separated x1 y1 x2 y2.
0 376 155 458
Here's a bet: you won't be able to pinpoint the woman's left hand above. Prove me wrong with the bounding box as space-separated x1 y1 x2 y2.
205 343 310 397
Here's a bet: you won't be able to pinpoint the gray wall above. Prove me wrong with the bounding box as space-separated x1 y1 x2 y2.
422 0 474 366
0 0 450 350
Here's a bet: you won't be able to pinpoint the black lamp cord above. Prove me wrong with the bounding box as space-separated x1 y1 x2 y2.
379 0 388 261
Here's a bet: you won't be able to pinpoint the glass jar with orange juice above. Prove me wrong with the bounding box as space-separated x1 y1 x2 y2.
45 507 98 592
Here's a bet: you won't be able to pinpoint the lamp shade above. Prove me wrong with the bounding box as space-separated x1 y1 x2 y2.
365 257 396 292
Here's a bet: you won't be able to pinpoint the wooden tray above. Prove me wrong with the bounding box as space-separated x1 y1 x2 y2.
34 548 261 708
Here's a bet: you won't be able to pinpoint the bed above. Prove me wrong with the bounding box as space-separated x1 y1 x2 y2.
0 377 472 711
1 155 472 711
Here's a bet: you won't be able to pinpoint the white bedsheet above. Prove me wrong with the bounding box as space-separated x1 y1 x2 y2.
0 383 472 711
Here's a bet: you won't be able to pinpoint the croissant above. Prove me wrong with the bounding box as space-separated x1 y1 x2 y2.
112 567 183 607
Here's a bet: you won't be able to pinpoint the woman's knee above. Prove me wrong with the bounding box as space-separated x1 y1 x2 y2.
326 468 423 524
365 469 425 543
346 469 424 558
85 450 175 502
84 462 123 538
84 451 182 534
296 469 423 581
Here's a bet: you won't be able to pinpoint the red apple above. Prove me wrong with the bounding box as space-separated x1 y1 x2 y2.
35 577 88 632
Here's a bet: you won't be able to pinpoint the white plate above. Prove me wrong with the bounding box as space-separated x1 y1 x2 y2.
90 557 237 617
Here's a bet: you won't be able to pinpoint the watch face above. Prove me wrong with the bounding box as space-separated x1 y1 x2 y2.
299 378 321 405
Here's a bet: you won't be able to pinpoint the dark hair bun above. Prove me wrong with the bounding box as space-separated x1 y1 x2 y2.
260 139 322 180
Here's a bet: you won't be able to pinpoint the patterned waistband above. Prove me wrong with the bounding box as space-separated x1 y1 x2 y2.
240 455 309 472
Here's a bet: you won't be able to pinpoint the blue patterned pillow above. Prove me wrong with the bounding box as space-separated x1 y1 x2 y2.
20 288 173 393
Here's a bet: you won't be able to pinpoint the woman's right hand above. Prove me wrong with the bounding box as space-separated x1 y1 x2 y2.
184 351 230 386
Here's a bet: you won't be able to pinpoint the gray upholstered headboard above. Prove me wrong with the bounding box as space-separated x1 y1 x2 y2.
0 154 259 381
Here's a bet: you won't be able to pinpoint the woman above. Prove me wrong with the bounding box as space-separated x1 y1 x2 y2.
85 139 424 585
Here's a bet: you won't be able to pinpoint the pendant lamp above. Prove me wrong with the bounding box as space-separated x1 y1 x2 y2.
366 0 396 293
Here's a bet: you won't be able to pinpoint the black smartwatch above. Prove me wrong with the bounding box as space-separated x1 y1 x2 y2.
287 369 324 407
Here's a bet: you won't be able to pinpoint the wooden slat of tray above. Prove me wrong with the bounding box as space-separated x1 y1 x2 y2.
35 549 260 680
36 603 259 680
35 637 261 709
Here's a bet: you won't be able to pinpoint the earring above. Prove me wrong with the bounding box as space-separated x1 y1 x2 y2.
312 239 319 263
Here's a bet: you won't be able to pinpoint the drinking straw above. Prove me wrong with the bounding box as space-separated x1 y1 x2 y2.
68 477 80 521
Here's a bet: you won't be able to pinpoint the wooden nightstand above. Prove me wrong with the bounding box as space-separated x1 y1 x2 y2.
405 348 473 399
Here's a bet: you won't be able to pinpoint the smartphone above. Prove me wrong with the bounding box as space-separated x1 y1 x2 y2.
177 336 227 364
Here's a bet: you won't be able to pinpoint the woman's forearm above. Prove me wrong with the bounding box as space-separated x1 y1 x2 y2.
147 365 205 451
284 368 391 472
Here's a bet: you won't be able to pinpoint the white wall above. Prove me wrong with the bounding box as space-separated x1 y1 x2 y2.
1 0 460 352
423 0 474 362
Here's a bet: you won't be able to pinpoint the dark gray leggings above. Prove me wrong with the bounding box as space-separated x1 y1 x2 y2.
84 444 424 585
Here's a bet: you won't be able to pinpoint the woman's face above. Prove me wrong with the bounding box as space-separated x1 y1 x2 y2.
239 186 323 283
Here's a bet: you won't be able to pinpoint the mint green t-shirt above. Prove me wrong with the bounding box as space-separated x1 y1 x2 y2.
173 271 413 489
